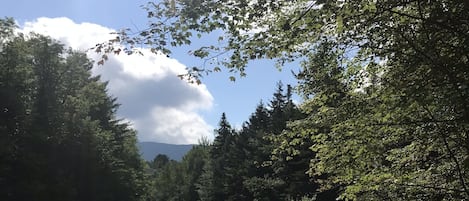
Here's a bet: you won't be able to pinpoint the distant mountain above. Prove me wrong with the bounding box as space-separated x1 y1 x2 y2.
138 142 194 161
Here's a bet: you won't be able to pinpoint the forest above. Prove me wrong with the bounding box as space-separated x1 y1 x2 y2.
1 0 469 200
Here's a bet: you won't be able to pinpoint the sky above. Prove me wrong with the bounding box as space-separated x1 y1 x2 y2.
1 0 300 144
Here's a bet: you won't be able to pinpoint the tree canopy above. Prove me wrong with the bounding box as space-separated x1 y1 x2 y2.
0 18 151 201
99 0 469 200
96 0 468 81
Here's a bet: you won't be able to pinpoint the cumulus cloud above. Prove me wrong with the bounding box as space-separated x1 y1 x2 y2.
21 17 214 144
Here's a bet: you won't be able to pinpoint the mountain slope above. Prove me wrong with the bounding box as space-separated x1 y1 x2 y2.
138 142 193 161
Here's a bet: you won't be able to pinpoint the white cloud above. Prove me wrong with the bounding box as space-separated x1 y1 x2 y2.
21 17 214 144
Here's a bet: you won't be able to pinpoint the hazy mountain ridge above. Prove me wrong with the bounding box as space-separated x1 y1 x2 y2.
138 142 194 161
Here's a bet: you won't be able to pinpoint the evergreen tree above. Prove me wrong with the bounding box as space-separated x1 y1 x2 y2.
210 113 234 160
0 20 150 201
269 81 287 134
240 85 306 200
209 113 235 200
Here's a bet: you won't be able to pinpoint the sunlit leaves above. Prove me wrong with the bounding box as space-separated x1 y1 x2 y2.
269 1 469 199
88 1 469 198
94 0 332 80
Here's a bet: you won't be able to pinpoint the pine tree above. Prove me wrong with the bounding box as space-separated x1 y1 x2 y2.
269 81 287 134
209 113 234 200
211 113 233 160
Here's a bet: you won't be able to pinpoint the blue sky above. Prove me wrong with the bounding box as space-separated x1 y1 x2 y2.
1 0 299 144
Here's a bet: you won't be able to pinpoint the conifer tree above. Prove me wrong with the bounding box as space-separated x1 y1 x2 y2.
269 82 287 134
206 113 235 200
0 20 151 201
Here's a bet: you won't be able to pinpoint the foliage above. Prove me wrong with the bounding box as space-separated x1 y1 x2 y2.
194 85 323 200
150 144 210 201
19 0 465 199
145 84 319 200
0 19 151 201
274 1 469 199
118 0 469 200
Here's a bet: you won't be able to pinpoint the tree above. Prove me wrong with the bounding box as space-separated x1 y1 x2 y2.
96 0 469 199
210 113 234 160
235 86 308 200
150 154 170 169
0 19 151 201
195 112 254 200
278 6 468 200
269 82 287 134
196 157 216 201
208 113 236 200
148 145 211 201
180 145 210 201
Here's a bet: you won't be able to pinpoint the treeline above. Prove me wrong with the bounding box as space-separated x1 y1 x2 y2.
148 83 339 200
0 18 151 201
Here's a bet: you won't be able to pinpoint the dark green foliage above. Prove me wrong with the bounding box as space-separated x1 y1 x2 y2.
150 145 210 201
0 20 150 201
204 113 236 200
150 154 170 169
193 85 314 200
151 89 310 201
